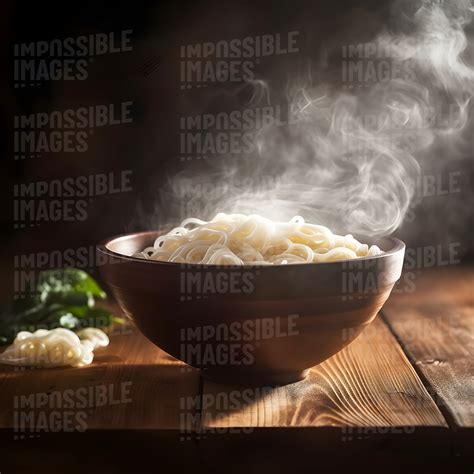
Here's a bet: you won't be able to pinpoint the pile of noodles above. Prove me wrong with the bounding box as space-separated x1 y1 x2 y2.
0 328 109 368
133 213 382 265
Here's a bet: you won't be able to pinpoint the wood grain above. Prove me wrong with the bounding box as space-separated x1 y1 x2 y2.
0 268 472 473
200 317 447 429
0 324 200 432
383 266 474 428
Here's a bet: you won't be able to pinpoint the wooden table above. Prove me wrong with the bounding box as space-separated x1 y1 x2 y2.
1 267 472 473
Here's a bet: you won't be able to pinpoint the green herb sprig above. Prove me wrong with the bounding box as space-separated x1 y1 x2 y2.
0 269 122 345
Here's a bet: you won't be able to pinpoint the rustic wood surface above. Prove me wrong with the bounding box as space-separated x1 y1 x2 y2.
0 326 200 431
200 317 446 430
0 267 472 438
383 266 474 429
0 267 472 473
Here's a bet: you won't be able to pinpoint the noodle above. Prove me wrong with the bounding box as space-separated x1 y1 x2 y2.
134 213 382 265
0 327 110 368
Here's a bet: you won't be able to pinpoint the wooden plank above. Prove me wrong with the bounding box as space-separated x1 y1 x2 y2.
200 317 447 430
383 266 474 428
0 324 200 432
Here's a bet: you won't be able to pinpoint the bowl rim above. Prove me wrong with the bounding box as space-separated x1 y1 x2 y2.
97 230 406 270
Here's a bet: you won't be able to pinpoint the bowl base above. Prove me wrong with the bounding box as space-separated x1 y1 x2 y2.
201 368 310 386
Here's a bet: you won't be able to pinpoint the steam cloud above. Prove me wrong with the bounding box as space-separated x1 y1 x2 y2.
164 0 474 237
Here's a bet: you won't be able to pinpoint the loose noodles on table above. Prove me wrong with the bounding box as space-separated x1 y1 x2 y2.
0 327 110 368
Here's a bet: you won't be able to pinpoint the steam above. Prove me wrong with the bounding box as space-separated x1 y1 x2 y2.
164 1 474 236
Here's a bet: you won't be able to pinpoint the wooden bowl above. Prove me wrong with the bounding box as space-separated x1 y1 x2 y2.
97 232 404 385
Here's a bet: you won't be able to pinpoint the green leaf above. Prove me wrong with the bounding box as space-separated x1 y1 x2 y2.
42 291 95 308
37 269 106 300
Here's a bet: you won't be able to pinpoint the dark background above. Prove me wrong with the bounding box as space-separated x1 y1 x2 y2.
2 0 473 296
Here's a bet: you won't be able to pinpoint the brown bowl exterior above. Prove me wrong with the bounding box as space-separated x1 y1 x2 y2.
97 232 405 385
